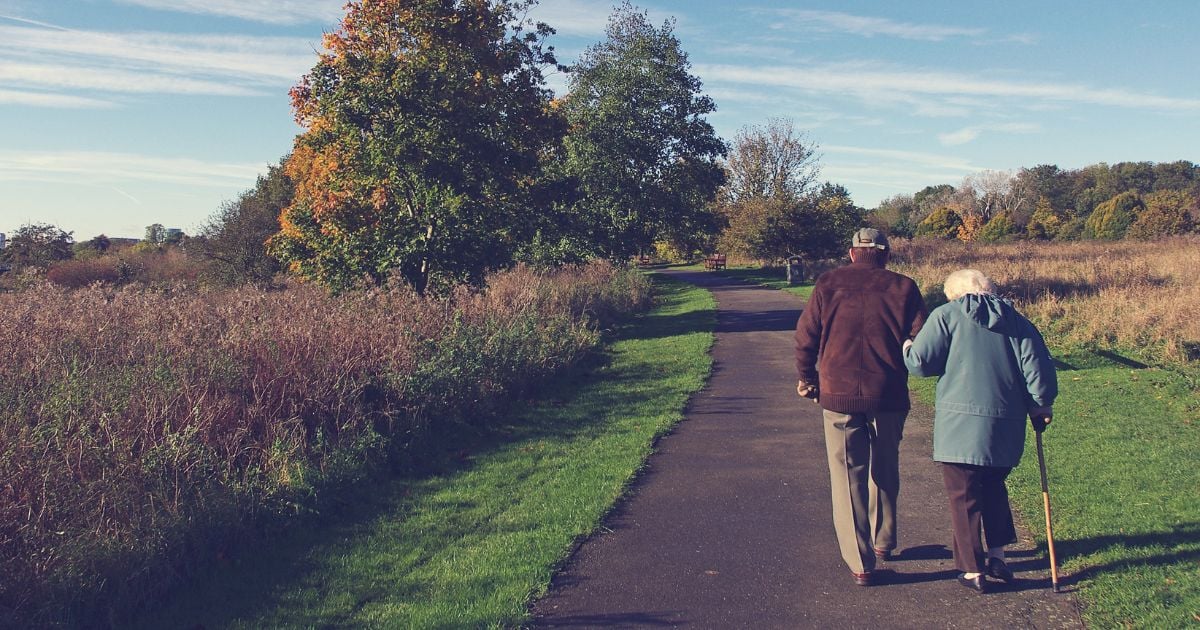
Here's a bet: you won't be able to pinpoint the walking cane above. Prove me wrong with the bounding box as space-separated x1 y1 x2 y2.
1035 429 1061 592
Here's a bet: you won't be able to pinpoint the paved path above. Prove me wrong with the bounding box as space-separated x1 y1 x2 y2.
532 271 1082 629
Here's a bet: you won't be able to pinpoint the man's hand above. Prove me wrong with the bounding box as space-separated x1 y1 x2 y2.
796 380 819 402
1030 406 1053 433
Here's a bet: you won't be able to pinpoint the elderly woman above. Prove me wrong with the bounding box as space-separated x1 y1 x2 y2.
903 269 1057 594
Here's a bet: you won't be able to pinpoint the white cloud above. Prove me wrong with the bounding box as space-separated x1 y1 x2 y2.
0 22 319 105
0 150 264 188
112 0 343 26
766 9 985 42
0 88 115 108
696 62 1200 114
529 0 612 37
0 61 263 96
937 122 1040 146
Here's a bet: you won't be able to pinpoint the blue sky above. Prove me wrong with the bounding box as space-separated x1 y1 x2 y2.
2 0 1198 240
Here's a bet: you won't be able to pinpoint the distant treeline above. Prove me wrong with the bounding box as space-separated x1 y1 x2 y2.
869 161 1199 242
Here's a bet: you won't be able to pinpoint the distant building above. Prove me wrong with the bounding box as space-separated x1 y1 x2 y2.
0 232 6 249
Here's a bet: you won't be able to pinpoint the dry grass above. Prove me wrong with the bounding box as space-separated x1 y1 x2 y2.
891 237 1200 362
0 261 650 627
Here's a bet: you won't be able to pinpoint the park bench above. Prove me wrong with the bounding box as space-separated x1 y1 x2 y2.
704 253 726 270
637 253 652 267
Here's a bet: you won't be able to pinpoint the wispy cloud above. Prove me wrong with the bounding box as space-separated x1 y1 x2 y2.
529 0 612 37
0 21 318 105
765 9 985 42
696 62 1200 114
0 14 72 30
0 150 264 188
112 0 343 26
0 88 115 108
937 122 1041 146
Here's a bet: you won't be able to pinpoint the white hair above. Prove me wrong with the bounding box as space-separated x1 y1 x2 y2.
943 269 996 301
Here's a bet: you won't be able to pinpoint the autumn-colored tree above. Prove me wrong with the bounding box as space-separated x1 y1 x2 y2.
1127 190 1196 239
562 2 726 260
270 0 563 293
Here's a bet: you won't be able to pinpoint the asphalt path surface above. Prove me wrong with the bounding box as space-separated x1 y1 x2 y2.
532 270 1083 629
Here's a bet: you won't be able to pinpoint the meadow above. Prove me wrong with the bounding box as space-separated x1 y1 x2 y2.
0 262 650 627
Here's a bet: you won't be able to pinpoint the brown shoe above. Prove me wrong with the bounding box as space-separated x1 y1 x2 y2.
852 571 874 586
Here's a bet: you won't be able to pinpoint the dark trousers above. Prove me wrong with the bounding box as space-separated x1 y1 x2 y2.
940 462 1018 573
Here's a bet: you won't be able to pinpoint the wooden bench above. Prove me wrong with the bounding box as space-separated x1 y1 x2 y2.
703 253 726 270
636 254 652 267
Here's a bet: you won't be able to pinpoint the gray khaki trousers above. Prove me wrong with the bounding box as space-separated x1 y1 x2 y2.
822 409 907 573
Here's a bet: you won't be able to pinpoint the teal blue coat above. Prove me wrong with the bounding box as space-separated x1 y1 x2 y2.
904 294 1058 467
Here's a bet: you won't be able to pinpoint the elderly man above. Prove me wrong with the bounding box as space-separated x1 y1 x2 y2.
794 228 928 586
903 269 1057 593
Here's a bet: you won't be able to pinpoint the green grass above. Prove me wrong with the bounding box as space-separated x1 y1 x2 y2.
131 276 715 629
911 351 1200 628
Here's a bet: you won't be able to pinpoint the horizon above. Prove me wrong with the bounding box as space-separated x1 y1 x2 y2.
2 0 1198 240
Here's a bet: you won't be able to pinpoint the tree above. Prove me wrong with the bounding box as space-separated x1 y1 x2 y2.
1084 190 1143 240
1127 190 1196 239
143 223 166 245
976 212 1016 243
199 158 293 285
868 194 917 238
1025 197 1068 240
716 118 820 260
269 0 563 293
912 184 955 223
0 223 74 269
914 206 962 239
561 1 726 260
723 118 818 204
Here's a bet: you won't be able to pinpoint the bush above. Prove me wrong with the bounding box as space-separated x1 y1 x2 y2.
0 261 649 627
976 212 1016 243
1084 190 1142 240
1127 190 1196 239
46 257 122 287
914 206 962 238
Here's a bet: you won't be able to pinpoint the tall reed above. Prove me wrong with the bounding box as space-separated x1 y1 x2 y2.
0 261 650 627
890 237 1200 362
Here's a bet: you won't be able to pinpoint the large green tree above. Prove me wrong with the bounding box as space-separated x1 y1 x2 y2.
1084 190 1143 240
561 1 726 260
269 0 562 293
0 223 74 270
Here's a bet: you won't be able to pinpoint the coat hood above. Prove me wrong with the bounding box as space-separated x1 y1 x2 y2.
958 293 1017 333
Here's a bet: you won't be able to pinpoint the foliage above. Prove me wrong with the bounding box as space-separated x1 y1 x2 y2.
975 211 1016 242
0 262 649 627
914 206 962 239
1025 196 1067 239
867 194 917 238
1084 190 1143 240
561 1 726 261
198 159 292 286
0 222 74 269
722 117 817 204
269 0 563 293
1126 190 1196 239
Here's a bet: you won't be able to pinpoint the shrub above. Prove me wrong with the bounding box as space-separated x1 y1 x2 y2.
0 261 649 627
914 206 962 238
976 212 1016 243
46 257 122 287
1127 190 1196 239
1083 190 1142 240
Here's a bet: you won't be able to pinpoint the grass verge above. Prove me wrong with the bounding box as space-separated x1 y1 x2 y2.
910 351 1199 628
702 264 816 299
132 275 715 629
